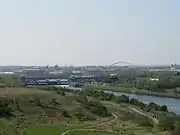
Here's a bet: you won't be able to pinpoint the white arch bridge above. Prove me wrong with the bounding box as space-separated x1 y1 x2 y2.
110 61 131 66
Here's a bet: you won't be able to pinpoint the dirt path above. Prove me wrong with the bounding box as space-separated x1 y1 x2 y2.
129 107 159 125
61 106 159 135
61 113 118 135
102 101 159 125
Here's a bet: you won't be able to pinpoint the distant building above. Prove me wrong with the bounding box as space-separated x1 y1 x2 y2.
0 72 14 75
49 71 63 75
72 70 82 74
18 68 49 77
110 74 117 76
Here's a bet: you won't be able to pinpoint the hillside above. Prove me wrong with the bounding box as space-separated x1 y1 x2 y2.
0 88 112 135
0 87 177 135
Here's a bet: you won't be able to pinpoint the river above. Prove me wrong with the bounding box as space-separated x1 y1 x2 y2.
58 85 180 114
104 90 180 114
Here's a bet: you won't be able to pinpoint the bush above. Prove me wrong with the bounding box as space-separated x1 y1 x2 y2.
115 95 129 103
148 102 160 111
76 95 88 105
129 98 146 109
137 117 153 127
129 98 139 105
0 98 14 118
159 115 175 131
173 121 180 135
85 101 109 117
74 111 95 121
56 91 66 96
159 105 168 112
61 109 70 118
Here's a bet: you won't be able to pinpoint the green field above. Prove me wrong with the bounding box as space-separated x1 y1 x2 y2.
24 125 67 135
67 131 119 135
24 126 120 135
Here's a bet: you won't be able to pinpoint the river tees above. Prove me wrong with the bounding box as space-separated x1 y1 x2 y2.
104 90 180 114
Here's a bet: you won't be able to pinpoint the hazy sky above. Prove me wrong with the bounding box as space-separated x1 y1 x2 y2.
0 0 179 66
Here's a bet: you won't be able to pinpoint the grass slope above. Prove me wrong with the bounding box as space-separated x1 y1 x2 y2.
0 87 167 135
67 131 119 135
0 88 107 135
24 125 67 135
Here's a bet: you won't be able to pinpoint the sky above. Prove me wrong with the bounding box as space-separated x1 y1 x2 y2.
0 0 180 66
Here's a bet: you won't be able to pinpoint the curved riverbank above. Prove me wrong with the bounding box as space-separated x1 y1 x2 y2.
103 90 180 114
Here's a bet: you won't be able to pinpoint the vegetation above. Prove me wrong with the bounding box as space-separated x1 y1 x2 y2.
1 69 180 134
0 86 122 135
173 121 180 135
0 75 23 87
99 70 180 94
68 131 120 135
0 87 111 135
24 125 67 135
74 94 109 117
84 100 109 117
0 84 179 135
81 88 168 113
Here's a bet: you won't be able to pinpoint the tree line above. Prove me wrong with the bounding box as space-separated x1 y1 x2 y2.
82 89 168 112
102 70 180 92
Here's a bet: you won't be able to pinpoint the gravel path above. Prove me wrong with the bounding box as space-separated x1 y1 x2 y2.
129 107 159 125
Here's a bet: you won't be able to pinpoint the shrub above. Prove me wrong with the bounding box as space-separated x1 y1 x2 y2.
61 109 70 118
0 98 14 118
115 95 129 103
148 102 160 111
76 95 88 105
74 112 95 121
159 105 168 112
137 117 153 127
85 101 109 117
159 115 175 131
173 121 180 135
57 91 66 96
129 98 139 105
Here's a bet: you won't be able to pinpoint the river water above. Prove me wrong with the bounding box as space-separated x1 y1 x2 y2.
58 85 180 114
104 90 180 114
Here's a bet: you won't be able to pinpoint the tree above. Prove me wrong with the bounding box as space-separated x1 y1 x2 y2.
159 105 168 112
129 98 139 105
85 101 109 117
115 95 129 103
0 75 23 87
104 75 119 83
158 77 173 89
0 98 13 118
134 79 146 89
148 102 160 111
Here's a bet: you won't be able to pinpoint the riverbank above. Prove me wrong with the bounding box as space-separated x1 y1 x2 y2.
85 84 180 99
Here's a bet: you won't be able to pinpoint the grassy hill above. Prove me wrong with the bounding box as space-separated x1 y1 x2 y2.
0 87 171 135
0 88 111 135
